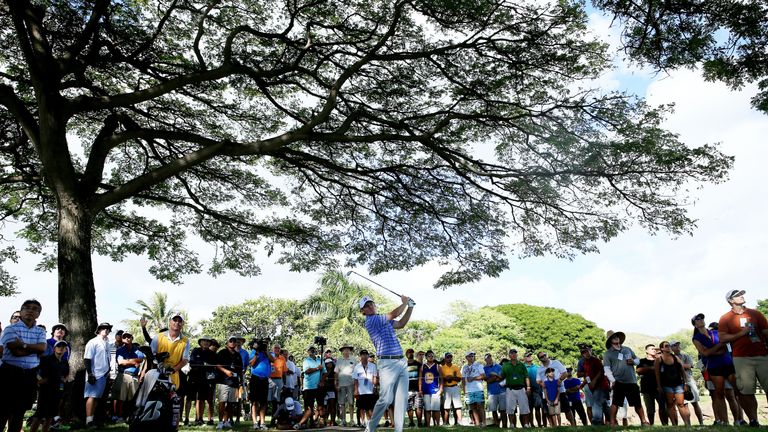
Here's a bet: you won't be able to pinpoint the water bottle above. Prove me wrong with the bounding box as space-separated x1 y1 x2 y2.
747 323 760 343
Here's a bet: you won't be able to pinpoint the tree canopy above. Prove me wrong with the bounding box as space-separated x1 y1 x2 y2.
594 0 768 113
0 0 732 359
494 303 606 366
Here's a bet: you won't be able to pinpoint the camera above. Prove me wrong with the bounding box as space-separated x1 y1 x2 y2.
251 336 270 352
314 336 327 346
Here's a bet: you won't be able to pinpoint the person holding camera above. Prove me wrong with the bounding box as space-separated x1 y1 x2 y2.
358 294 415 432
249 338 276 430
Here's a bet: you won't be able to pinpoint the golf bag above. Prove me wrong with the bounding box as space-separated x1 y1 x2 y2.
129 352 181 432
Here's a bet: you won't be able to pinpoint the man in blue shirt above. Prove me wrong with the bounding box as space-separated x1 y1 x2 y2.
0 299 47 432
295 346 323 429
359 294 414 432
484 353 507 428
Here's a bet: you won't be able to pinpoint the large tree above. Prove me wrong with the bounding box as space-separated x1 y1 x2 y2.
593 0 768 113
0 0 731 370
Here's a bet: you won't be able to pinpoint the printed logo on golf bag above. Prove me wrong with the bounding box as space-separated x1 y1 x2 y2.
138 401 163 422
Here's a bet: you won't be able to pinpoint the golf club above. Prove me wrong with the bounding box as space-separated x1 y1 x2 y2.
346 270 416 306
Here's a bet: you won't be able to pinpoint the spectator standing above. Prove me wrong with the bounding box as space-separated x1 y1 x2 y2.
579 345 609 425
353 349 378 429
30 340 70 432
461 352 486 427
188 336 217 426
563 367 588 425
335 344 356 426
248 339 275 430
295 346 323 429
284 350 300 401
439 352 463 425
717 289 768 427
45 324 70 359
0 300 47 432
113 332 144 421
654 341 691 426
269 344 287 420
418 350 441 428
483 353 507 428
603 330 650 426
83 322 112 429
636 344 668 425
523 352 545 427
542 367 561 426
536 351 573 426
670 340 704 424
215 336 244 430
499 349 531 427
405 349 423 428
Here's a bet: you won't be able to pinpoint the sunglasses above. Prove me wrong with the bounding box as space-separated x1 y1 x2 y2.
538 354 547 360
11 315 20 320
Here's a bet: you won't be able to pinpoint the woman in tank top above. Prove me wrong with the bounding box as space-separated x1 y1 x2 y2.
654 341 691 426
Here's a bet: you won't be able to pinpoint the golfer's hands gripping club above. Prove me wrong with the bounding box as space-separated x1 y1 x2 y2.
401 294 416 307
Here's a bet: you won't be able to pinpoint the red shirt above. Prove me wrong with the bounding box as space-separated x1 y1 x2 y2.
718 308 768 357
582 356 610 391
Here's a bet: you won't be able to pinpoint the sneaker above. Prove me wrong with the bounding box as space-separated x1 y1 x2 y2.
384 420 391 427
736 420 748 426
749 420 760 427
254 423 261 430
292 424 302 430
196 419 205 426
85 422 97 430
184 419 190 426
208 420 216 426
261 425 269 430
409 421 416 428
217 422 225 430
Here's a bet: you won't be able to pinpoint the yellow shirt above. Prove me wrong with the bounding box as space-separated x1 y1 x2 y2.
155 332 190 389
440 364 462 387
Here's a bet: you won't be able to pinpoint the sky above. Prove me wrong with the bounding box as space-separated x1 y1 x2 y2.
1 9 766 339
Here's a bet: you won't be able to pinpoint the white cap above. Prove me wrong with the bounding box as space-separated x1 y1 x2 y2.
358 296 374 309
285 397 295 410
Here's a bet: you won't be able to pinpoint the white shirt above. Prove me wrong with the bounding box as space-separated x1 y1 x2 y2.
462 361 486 393
537 359 567 393
353 361 378 395
335 357 357 387
285 360 298 388
84 335 112 378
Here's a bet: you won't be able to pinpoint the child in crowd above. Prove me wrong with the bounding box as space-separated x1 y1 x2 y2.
543 367 561 426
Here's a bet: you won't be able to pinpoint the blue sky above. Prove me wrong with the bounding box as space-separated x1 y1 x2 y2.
1 9 766 339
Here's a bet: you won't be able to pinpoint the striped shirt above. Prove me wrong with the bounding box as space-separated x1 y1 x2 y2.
364 314 402 356
0 320 47 369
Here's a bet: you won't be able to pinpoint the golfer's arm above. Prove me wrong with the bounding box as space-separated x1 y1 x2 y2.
386 302 409 322
393 304 414 329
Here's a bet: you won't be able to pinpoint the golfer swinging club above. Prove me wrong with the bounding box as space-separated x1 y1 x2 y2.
359 293 415 432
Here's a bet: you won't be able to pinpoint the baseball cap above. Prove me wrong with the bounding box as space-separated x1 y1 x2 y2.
691 313 705 325
670 340 681 346
509 348 518 354
484 353 492 359
524 351 533 357
359 349 369 355
725 290 746 302
465 351 475 357
115 329 124 337
121 332 133 339
227 335 239 342
285 397 295 411
358 296 374 309
444 352 452 357
708 322 719 330
170 311 185 321
324 358 334 364
54 340 69 348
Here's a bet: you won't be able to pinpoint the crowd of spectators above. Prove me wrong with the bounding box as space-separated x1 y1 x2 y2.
0 289 765 431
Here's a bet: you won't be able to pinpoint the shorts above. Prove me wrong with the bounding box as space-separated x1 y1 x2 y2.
268 378 284 402
84 374 108 399
611 382 641 407
324 391 336 404
115 374 140 401
487 393 506 411
407 391 423 411
546 401 561 415
217 384 239 403
733 356 768 395
249 376 269 404
338 385 354 406
505 388 530 415
706 378 734 391
443 386 461 409
529 389 543 408
357 393 376 410
186 379 212 401
662 385 685 394
423 393 440 411
302 388 322 409
707 363 736 377
467 391 484 405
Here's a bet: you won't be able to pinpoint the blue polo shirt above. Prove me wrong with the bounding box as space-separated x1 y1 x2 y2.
116 344 145 375
484 363 504 395
364 314 402 356
249 350 271 378
0 320 46 369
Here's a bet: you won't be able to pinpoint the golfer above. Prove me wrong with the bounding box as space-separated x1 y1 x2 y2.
359 294 415 432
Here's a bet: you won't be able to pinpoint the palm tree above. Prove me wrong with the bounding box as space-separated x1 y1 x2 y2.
123 292 188 344
303 270 394 333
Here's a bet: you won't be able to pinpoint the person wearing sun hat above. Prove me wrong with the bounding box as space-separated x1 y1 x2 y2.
603 330 650 426
717 289 768 427
335 344 356 426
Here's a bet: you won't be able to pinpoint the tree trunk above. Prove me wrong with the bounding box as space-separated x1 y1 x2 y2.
57 197 97 423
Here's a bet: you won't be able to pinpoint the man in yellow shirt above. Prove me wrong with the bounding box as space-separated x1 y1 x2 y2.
439 353 463 425
150 312 190 390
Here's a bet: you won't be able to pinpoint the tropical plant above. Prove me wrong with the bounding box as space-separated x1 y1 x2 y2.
124 292 187 345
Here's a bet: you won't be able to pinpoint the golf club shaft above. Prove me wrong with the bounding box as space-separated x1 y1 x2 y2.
348 270 401 296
